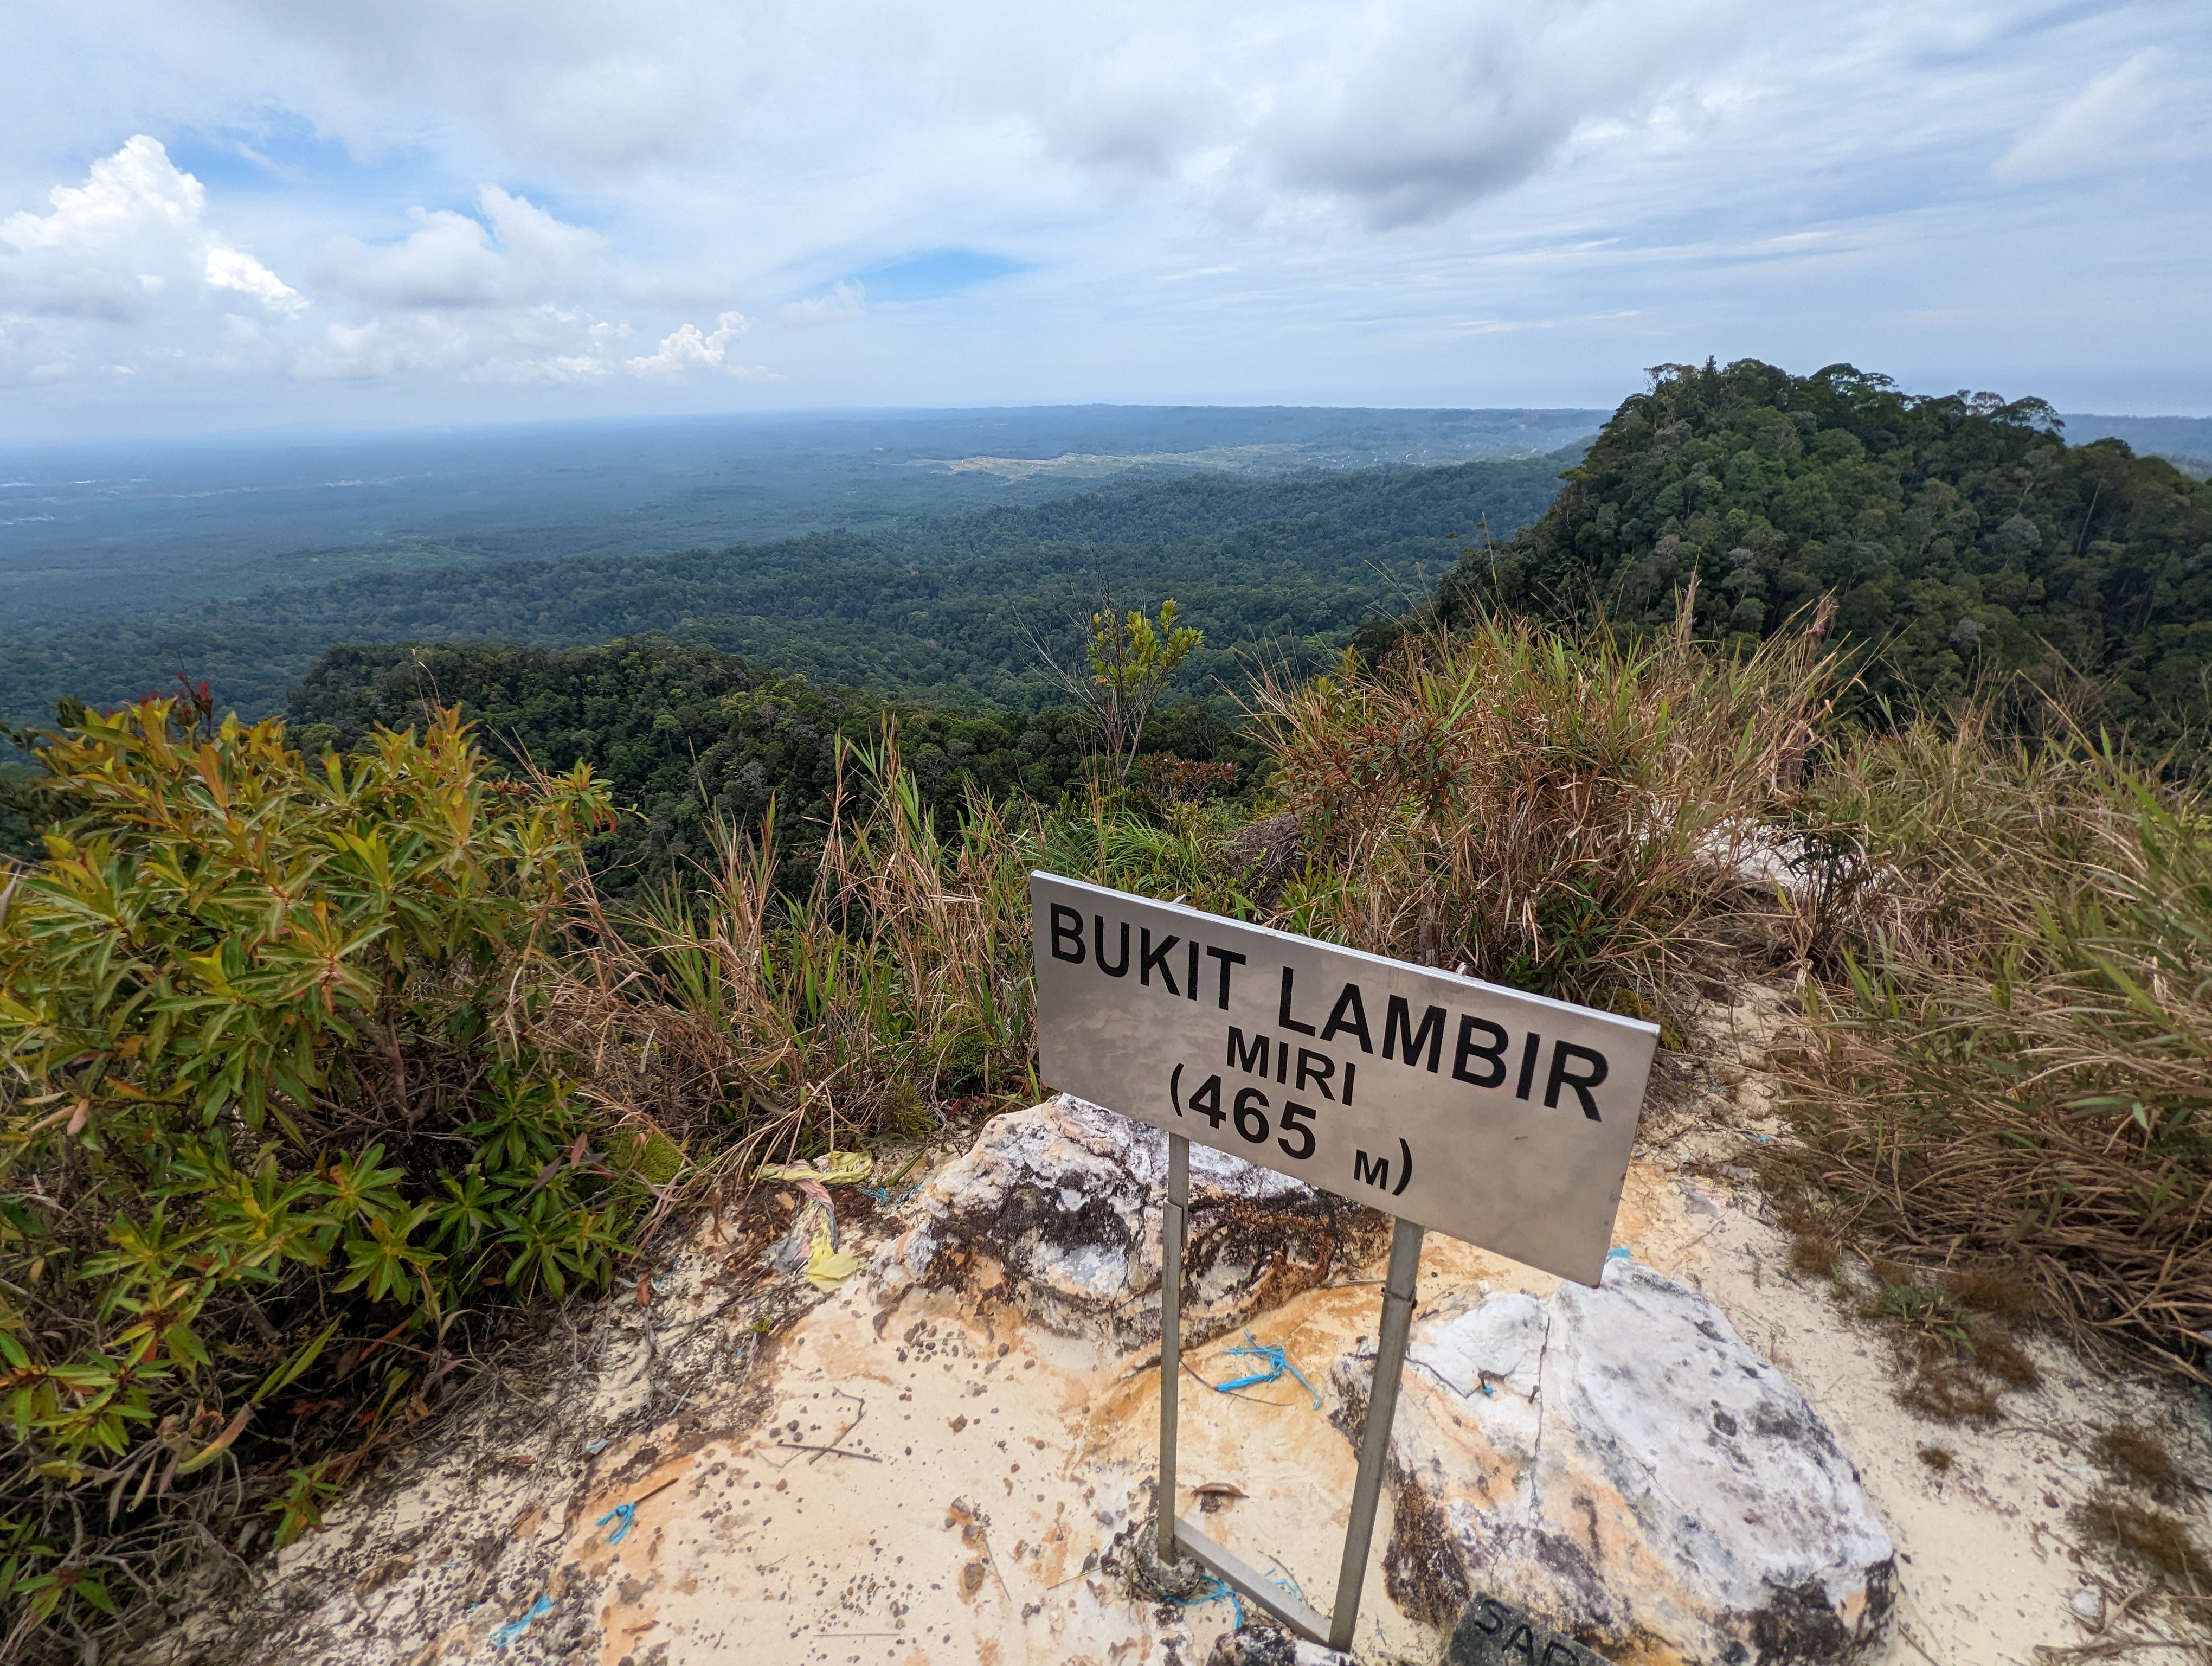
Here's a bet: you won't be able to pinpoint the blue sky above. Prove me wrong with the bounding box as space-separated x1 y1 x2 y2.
0 1 2205 438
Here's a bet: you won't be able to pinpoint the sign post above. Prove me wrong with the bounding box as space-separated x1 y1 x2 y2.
1031 873 1660 1650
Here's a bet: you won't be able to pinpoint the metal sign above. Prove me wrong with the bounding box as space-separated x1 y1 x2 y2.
1030 872 1660 1650
1030 872 1658 1286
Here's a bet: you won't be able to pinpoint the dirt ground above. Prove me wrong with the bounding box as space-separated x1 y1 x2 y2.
216 986 2212 1666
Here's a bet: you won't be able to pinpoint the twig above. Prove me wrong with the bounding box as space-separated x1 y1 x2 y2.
1896 1622 1946 1666
975 1519 1010 1597
1043 1550 1101 1591
812 1387 866 1464
774 1442 882 1461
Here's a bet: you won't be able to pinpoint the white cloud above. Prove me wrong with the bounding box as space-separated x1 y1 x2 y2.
0 2 2208 425
781 281 865 325
1250 0 1746 227
1994 52 2165 182
0 134 300 322
310 185 607 309
205 241 303 310
626 310 764 376
1045 38 1226 177
299 306 631 384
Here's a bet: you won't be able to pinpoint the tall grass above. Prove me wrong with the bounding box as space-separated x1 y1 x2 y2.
541 732 1045 1195
1250 611 1838 1020
1776 719 2212 1375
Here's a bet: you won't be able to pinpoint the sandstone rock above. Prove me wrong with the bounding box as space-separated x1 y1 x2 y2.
1204 1627 1350 1666
873 1095 1386 1348
1336 1258 1894 1663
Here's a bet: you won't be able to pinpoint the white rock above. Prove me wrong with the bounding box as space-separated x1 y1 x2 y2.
873 1095 1387 1347
1340 1258 1895 1662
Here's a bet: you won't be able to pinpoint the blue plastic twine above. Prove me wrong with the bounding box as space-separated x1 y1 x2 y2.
1210 1330 1321 1409
491 1593 552 1648
596 1502 636 1545
1168 1572 1247 1627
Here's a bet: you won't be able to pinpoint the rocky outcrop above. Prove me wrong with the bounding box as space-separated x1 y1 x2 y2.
872 1095 1387 1347
1336 1258 1894 1663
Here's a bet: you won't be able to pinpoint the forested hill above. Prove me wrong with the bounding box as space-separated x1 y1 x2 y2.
1432 361 2212 757
0 451 1575 729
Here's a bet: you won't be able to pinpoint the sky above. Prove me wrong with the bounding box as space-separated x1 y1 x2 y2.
0 0 2205 439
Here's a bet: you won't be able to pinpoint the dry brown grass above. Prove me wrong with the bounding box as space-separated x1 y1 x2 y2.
2074 1490 2212 1585
2099 1423 2185 1498
1770 717 2212 1378
538 729 1043 1207
1789 1233 1841 1278
1250 608 1840 1025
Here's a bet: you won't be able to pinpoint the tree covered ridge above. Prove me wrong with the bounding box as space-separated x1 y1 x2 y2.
1433 360 2212 759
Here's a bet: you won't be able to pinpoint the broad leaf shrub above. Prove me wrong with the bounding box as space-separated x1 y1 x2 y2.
0 696 640 1659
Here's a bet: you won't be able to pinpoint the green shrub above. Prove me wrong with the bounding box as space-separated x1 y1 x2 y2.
0 696 642 1657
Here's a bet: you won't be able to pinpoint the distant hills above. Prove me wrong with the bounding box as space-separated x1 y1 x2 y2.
0 405 1609 629
0 450 1580 729
2061 413 2212 476
5 387 2209 757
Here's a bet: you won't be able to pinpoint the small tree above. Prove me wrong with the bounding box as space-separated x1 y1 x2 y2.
1083 600 1203 786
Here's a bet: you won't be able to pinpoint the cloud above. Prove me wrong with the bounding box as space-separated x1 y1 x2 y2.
625 310 767 376
1 1 2208 425
1251 0 1746 227
1994 52 2164 182
0 134 300 322
781 280 865 325
1046 38 1225 177
310 185 607 309
298 306 631 384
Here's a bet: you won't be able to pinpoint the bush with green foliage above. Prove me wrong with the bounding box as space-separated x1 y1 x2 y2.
0 695 645 1658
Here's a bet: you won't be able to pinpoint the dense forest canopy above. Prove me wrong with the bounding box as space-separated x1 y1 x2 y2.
0 453 1577 730
284 638 1258 893
1432 361 2212 759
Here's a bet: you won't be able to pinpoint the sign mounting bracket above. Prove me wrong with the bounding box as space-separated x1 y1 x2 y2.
1155 1131 1426 1652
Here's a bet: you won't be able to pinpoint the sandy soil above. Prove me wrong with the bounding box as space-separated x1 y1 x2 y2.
225 986 2212 1666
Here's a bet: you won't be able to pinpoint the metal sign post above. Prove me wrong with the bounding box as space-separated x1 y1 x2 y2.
1032 873 1660 1649
1157 1127 1426 1648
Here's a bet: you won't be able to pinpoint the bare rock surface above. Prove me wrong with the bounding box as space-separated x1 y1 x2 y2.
206 1074 2212 1666
1205 1627 1353 1665
1336 1256 1894 1663
874 1093 1388 1347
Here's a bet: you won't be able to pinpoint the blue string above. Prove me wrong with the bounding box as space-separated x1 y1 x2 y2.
596 1502 636 1545
1168 1572 1247 1627
1210 1330 1321 1409
864 1182 920 1207
491 1593 552 1648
